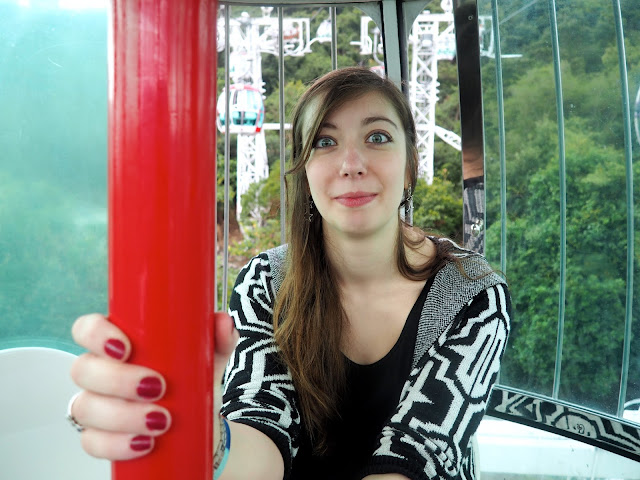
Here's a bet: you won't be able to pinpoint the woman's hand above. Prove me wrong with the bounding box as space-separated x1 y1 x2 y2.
69 312 238 461
70 313 170 460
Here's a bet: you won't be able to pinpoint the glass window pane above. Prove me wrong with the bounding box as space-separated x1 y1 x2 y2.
557 1 627 413
479 0 559 397
407 1 464 241
216 3 384 310
479 0 638 416
0 0 108 353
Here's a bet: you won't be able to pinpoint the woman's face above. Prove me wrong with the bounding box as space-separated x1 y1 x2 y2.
304 92 408 241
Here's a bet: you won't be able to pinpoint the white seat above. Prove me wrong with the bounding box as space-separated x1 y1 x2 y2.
0 347 109 479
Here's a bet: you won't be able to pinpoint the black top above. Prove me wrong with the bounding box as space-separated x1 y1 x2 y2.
291 277 433 479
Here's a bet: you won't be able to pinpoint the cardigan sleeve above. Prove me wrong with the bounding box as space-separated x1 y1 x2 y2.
361 283 511 480
220 253 301 478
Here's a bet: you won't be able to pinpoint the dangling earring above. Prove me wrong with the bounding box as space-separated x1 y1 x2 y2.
404 184 414 226
405 184 413 204
308 197 315 223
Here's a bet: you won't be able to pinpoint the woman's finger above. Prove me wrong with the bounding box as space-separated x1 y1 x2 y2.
71 353 166 402
72 391 171 436
72 313 131 362
214 312 238 356
81 429 156 461
214 312 239 381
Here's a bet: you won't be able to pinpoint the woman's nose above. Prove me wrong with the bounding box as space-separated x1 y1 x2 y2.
339 145 367 177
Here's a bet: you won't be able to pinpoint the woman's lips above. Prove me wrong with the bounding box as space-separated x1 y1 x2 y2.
334 192 377 207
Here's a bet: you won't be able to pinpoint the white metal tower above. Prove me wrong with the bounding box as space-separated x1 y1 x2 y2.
218 7 327 216
354 1 506 185
352 3 462 185
409 8 461 184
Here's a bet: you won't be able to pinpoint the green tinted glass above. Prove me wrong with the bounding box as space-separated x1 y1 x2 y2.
0 1 108 354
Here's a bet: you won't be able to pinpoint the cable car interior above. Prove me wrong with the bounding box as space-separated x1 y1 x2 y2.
1 0 639 478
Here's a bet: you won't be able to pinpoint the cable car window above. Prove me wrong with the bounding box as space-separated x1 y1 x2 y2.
478 0 639 419
471 0 640 469
1 0 638 474
216 2 385 309
0 0 108 354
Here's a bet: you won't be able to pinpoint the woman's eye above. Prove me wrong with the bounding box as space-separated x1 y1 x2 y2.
367 132 390 144
314 137 336 148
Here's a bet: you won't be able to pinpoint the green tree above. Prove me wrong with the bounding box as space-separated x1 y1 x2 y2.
413 176 463 241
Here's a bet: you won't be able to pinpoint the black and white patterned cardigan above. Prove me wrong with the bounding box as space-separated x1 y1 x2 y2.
222 241 511 479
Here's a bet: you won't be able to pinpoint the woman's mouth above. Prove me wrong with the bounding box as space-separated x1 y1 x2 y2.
334 192 377 207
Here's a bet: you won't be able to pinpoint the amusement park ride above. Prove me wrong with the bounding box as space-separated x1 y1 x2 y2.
217 1 501 217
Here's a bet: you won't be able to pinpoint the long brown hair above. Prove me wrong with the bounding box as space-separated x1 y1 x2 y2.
273 67 456 453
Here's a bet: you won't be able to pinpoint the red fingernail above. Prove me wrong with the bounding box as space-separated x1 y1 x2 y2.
104 339 126 360
130 435 152 452
137 377 163 399
146 411 167 431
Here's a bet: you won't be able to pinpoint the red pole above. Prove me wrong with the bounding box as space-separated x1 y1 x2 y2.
108 1 217 479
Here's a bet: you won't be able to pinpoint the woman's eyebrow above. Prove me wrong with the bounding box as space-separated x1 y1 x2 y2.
319 116 398 130
362 116 398 129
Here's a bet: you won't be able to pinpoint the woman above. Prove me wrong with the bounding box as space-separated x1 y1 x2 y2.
69 67 511 479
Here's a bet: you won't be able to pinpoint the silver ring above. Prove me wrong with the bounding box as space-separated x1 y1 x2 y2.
66 392 85 432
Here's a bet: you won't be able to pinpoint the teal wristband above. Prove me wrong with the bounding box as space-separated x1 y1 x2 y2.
214 416 231 479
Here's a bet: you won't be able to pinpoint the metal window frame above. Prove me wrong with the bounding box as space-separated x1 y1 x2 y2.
488 385 640 462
